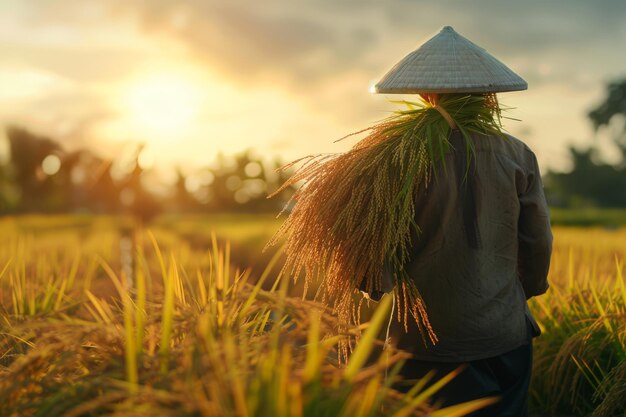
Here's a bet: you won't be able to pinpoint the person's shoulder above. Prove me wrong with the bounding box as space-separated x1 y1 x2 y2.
476 132 536 160
503 133 536 154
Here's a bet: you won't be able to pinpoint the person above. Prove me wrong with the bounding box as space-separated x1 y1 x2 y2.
268 26 551 415
371 27 553 416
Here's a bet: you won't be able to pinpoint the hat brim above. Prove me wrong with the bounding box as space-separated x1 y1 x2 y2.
375 26 528 95
374 84 528 94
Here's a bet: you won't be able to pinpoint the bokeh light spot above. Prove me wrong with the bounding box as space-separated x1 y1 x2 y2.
42 155 61 176
244 162 262 177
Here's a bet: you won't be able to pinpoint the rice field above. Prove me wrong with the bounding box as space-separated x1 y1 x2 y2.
0 215 624 416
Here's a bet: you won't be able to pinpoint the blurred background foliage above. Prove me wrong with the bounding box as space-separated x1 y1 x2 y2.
1 78 626 224
0 127 296 222
546 79 626 209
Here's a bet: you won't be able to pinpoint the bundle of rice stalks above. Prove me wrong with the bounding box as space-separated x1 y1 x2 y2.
267 94 505 349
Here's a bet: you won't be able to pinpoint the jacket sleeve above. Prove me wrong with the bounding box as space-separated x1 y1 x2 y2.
518 151 553 299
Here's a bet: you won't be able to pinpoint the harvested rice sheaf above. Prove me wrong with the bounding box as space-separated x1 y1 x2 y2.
267 94 506 348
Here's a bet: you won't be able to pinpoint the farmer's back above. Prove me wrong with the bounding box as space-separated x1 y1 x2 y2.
391 131 552 361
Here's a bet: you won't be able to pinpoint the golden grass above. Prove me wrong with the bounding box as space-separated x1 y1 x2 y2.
0 216 495 417
528 226 626 416
0 214 623 416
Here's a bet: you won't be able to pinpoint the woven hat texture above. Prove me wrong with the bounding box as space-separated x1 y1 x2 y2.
375 26 527 94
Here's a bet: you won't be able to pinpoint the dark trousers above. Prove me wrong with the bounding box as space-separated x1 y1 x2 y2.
396 341 532 416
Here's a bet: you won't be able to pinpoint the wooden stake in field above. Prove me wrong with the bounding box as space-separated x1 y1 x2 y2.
267 26 528 348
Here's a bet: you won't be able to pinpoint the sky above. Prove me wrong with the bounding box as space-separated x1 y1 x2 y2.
1 0 626 179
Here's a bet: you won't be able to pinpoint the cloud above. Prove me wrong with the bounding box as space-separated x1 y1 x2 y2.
2 0 626 170
11 0 626 93
1 44 148 84
8 0 626 86
102 1 379 88
100 0 626 97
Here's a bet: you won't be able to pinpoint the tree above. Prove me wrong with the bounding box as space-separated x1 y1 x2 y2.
546 79 626 207
588 80 626 164
6 126 63 211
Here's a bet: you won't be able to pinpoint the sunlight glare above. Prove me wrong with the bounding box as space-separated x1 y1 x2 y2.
125 73 203 140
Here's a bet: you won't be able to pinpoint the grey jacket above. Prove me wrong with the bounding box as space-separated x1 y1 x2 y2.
384 130 552 362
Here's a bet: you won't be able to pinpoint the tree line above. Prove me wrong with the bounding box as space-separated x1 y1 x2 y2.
1 78 625 219
0 127 296 221
546 79 626 207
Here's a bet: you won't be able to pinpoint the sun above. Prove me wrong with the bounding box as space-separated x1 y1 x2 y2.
124 72 203 140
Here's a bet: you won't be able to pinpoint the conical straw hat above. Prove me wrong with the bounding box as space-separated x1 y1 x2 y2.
375 26 527 94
